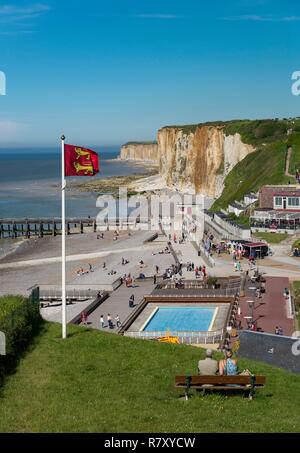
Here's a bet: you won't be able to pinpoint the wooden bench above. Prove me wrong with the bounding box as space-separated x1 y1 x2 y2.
175 375 266 400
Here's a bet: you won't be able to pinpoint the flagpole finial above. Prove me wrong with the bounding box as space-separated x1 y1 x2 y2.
61 134 65 141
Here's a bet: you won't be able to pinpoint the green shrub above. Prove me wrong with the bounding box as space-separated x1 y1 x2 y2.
206 276 218 288
0 295 42 384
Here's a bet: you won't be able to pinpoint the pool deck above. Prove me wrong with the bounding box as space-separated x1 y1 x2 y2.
126 301 230 334
86 280 155 331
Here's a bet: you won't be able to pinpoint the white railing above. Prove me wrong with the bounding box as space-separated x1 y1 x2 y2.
199 243 215 267
149 290 238 298
124 329 224 344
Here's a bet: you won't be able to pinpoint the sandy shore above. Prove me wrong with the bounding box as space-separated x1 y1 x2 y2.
0 230 143 263
69 171 159 195
0 228 175 296
0 237 26 260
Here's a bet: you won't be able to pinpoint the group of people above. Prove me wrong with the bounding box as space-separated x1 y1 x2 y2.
194 265 206 279
100 313 121 330
76 263 94 276
122 273 135 288
113 230 120 241
198 349 238 376
163 263 183 280
275 326 284 336
82 312 122 329
292 247 300 257
152 246 170 256
167 231 187 244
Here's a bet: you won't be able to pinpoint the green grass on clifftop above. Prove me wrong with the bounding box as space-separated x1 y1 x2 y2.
212 119 300 209
162 118 290 144
252 232 288 244
162 118 300 210
0 322 299 433
212 140 291 210
122 141 157 146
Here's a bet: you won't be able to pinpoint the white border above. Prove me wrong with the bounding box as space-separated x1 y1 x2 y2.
139 306 159 332
139 305 218 333
208 306 218 332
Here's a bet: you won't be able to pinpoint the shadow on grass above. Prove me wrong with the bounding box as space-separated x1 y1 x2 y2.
0 319 46 395
177 388 269 400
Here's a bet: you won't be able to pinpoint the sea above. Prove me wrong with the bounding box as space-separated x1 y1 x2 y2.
0 146 148 218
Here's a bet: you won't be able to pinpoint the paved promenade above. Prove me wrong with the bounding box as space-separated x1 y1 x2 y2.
86 280 155 331
238 276 295 336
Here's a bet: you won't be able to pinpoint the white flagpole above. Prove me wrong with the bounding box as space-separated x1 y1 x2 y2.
61 134 67 339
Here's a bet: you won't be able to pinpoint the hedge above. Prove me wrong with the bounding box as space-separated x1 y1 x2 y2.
0 295 42 384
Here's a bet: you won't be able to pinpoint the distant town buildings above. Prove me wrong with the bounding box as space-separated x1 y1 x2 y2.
251 185 300 234
259 185 300 212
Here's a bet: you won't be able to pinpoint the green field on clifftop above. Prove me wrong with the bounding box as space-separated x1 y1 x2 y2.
211 118 300 210
163 118 300 210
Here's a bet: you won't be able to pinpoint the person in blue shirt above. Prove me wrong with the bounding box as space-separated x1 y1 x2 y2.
219 350 238 376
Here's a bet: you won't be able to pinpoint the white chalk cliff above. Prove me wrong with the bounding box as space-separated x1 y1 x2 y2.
121 125 255 197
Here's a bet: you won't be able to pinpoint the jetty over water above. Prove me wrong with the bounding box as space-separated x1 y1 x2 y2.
0 216 151 238
0 217 97 238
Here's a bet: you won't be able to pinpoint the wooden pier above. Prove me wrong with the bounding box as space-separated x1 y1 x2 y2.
0 217 97 239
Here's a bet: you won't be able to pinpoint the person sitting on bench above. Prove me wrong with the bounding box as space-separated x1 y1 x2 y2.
198 349 218 375
219 350 238 376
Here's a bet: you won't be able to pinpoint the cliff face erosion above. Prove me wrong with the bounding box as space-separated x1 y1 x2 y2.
119 142 159 162
158 125 255 197
121 125 255 197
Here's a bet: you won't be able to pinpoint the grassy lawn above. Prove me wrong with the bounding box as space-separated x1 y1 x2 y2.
293 238 300 249
252 232 288 244
0 322 300 433
212 142 290 210
211 119 300 210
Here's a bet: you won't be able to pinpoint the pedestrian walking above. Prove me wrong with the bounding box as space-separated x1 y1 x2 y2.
153 274 157 285
107 313 113 329
100 315 105 329
129 294 135 308
115 315 121 328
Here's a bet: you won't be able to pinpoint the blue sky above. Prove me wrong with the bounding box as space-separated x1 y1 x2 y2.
0 0 300 147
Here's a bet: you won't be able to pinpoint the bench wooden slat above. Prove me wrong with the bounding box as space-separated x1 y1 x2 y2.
175 375 266 386
194 386 252 391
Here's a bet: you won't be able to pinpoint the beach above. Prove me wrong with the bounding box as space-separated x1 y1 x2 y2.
0 228 175 296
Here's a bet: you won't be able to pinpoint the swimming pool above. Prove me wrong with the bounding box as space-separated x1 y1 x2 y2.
142 307 216 332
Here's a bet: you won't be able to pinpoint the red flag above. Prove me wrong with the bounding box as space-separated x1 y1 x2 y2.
64 144 99 176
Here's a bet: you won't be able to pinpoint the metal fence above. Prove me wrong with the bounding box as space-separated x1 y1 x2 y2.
38 286 103 303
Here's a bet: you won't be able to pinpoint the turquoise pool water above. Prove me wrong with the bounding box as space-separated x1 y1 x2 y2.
143 307 215 332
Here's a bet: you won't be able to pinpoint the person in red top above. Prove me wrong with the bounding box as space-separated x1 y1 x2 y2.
81 311 88 325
